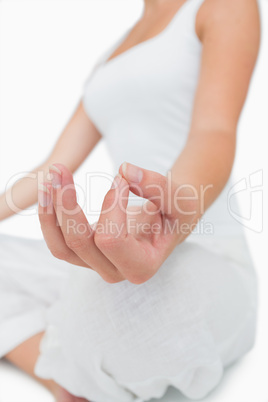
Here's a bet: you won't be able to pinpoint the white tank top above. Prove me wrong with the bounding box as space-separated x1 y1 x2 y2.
82 0 246 239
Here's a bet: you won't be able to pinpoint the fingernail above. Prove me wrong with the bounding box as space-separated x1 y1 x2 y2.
38 183 51 207
111 173 122 189
49 165 62 188
122 162 143 183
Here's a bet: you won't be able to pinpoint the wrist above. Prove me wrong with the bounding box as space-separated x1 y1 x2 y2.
164 180 204 244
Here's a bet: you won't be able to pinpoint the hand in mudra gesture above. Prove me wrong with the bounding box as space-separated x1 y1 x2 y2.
38 162 197 284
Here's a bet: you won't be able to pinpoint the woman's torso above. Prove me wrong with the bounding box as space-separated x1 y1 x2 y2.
82 0 249 249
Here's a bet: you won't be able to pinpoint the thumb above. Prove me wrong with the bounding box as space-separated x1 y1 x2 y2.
119 162 175 216
120 162 198 219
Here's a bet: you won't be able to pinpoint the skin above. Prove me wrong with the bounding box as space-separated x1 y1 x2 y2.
0 0 260 400
0 101 101 221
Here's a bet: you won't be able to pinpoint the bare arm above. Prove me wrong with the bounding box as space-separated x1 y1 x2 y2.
0 100 101 221
170 0 260 221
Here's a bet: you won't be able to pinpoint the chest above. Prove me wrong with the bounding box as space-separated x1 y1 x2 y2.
82 0 204 135
106 1 204 64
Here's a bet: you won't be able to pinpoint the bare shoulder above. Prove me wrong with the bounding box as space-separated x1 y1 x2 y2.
190 0 261 135
196 0 261 51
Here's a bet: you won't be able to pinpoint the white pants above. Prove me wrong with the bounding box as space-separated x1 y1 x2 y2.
0 233 258 401
0 234 71 358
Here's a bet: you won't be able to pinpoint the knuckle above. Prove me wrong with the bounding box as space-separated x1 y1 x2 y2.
94 233 119 250
126 272 153 285
127 277 145 285
50 247 71 261
101 275 120 284
65 237 87 251
100 269 125 284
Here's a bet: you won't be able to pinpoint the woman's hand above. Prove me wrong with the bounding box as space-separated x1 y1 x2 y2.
38 162 198 284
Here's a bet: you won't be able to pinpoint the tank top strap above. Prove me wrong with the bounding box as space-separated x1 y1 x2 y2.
189 0 206 43
83 0 206 88
98 0 206 63
167 0 205 47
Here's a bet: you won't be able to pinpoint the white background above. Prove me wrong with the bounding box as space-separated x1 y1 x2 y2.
0 0 267 401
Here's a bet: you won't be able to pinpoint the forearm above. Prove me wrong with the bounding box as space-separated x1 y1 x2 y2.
0 101 102 222
170 130 236 223
0 162 51 221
